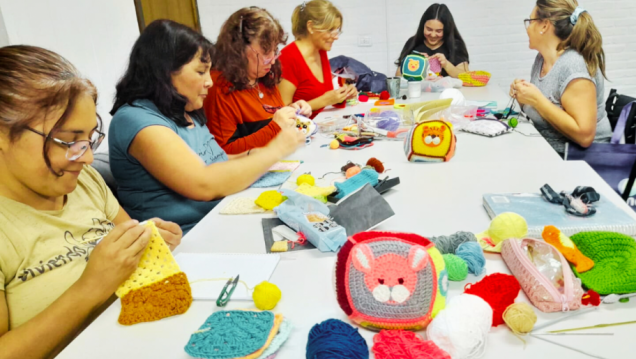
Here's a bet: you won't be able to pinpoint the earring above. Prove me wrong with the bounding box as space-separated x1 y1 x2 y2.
540 31 544 34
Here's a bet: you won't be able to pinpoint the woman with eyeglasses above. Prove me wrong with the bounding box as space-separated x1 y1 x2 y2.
109 20 304 232
278 0 357 118
510 0 611 157
204 7 311 155
395 4 469 78
0 45 181 357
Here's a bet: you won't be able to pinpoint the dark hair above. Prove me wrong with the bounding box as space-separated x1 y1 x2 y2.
111 20 214 126
395 4 469 67
213 7 287 91
536 0 606 78
0 45 100 176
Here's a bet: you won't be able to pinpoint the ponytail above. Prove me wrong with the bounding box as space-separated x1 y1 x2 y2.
536 0 606 79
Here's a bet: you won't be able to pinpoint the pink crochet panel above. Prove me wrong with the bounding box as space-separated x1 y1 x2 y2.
501 238 583 313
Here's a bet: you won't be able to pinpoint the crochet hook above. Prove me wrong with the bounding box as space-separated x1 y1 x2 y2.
549 320 636 333
533 333 614 336
529 334 607 359
531 306 598 332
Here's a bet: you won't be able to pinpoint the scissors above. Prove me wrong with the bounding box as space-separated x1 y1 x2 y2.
216 275 240 307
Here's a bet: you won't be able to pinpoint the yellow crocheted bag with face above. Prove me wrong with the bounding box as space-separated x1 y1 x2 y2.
116 221 192 325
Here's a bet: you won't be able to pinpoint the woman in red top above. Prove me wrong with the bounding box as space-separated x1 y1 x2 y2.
204 7 311 154
278 0 357 119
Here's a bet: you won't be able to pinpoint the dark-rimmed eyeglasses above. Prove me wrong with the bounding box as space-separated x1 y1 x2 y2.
26 127 105 161
524 18 541 29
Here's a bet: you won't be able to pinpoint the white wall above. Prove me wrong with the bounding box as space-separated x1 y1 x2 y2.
0 6 8 47
198 0 636 98
0 0 140 149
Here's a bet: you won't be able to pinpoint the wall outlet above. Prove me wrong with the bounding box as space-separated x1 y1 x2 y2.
357 36 372 47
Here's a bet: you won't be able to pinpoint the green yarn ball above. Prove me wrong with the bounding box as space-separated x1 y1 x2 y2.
443 254 468 281
508 117 519 128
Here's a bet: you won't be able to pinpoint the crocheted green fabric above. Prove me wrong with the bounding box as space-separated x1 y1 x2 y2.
570 231 636 295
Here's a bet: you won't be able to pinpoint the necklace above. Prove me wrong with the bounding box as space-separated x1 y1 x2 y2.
248 79 264 98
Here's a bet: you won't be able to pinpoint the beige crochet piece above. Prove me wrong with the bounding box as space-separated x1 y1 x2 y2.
295 183 336 197
219 197 267 215
116 221 181 298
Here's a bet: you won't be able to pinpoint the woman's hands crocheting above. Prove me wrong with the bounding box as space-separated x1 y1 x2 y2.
149 217 182 251
272 106 297 129
290 100 312 117
78 220 151 299
511 79 543 107
268 126 306 158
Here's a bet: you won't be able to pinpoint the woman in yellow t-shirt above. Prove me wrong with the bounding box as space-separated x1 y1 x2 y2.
0 46 182 357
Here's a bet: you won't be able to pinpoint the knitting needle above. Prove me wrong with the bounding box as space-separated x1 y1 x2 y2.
529 334 607 359
531 306 598 332
533 333 614 336
549 320 636 333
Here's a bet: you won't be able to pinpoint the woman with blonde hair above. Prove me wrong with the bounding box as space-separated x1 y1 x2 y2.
511 0 612 156
204 7 311 154
278 0 357 118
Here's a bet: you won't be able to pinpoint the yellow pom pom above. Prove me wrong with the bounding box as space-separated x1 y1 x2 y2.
297 173 315 186
489 212 528 245
255 190 284 210
330 139 340 149
252 281 282 310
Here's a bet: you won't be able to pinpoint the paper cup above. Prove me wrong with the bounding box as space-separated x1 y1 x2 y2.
408 81 422 99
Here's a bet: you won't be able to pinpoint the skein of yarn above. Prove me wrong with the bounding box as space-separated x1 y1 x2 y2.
306 319 369 359
345 166 362 179
503 303 537 336
464 273 521 327
443 254 468 281
456 242 486 275
430 232 476 254
366 158 385 173
427 294 492 359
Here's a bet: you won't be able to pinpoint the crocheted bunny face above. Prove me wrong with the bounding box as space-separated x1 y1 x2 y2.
352 243 429 304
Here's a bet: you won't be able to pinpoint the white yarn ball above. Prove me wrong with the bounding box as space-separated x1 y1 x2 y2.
427 294 493 359
440 88 466 106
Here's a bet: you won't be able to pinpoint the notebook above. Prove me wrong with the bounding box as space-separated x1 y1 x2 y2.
174 253 280 301
483 193 636 238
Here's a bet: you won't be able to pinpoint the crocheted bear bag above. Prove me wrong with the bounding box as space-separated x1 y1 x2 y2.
335 231 447 331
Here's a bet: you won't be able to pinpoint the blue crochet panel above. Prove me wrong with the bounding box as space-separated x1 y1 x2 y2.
184 310 274 359
334 169 379 199
251 172 292 188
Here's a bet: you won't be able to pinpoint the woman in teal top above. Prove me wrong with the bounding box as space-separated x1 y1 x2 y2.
109 20 305 233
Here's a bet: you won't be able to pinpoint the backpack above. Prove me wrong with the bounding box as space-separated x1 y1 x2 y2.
329 55 387 93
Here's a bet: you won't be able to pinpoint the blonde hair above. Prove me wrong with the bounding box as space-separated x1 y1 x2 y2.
536 0 606 78
291 0 343 39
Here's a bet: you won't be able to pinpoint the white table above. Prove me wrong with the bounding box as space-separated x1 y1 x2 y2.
289 85 563 164
60 161 636 359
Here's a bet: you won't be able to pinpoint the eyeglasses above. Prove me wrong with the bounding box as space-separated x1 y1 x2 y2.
524 18 541 29
262 104 282 114
26 127 105 161
316 28 343 37
248 44 280 65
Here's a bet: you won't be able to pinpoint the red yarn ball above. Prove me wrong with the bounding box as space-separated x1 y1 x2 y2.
366 157 385 173
464 273 521 327
359 94 369 103
380 90 390 100
372 330 451 359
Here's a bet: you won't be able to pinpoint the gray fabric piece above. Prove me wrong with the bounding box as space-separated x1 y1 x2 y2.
261 218 316 253
523 49 612 155
330 184 395 236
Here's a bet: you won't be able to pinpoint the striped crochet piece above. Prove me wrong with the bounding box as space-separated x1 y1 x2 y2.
334 168 379 199
570 231 636 295
458 71 491 87
185 310 283 359
117 221 192 325
256 319 293 359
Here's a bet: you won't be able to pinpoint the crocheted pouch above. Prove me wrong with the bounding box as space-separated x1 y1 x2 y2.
501 238 584 312
335 231 447 331
401 54 429 82
404 120 456 162
274 190 347 252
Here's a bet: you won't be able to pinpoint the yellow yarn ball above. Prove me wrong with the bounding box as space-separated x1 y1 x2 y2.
252 281 282 310
488 212 528 245
297 173 315 186
255 190 284 210
330 139 340 149
503 302 537 335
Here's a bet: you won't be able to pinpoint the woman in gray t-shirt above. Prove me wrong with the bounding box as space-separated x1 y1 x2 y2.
510 1 612 157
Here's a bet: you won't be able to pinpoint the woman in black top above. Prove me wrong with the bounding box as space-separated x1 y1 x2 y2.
396 4 470 78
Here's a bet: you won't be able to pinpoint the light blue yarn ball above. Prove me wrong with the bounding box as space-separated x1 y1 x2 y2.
456 242 486 275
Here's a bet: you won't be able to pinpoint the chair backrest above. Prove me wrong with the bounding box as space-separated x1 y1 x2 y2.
606 89 636 144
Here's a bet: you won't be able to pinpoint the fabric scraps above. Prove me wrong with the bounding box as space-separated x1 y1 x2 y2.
251 172 292 188
540 184 600 217
220 197 267 215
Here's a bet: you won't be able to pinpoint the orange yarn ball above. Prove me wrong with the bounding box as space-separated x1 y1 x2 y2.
345 166 361 178
366 158 385 173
